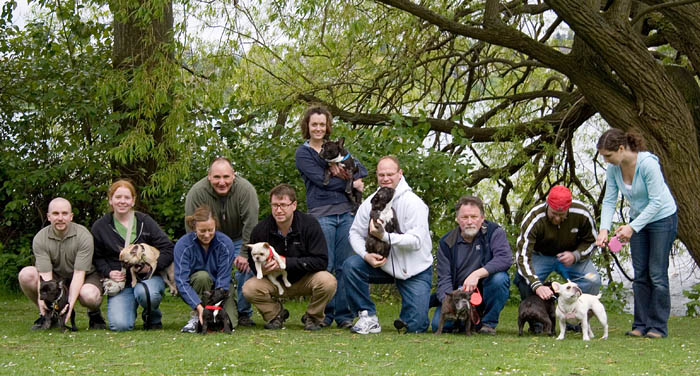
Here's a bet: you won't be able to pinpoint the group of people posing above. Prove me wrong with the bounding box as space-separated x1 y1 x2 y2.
18 105 678 339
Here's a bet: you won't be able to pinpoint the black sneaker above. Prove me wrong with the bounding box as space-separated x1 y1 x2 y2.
301 314 322 331
238 315 256 327
88 311 107 330
31 315 46 330
264 308 289 330
337 320 353 329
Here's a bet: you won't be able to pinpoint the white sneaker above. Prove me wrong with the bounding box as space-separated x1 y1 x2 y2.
350 310 381 334
181 312 198 333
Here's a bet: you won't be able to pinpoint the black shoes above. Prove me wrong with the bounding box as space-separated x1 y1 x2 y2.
301 314 322 331
264 308 290 330
238 315 256 327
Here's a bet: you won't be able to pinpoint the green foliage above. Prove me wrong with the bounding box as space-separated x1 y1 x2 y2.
683 283 700 318
600 281 628 314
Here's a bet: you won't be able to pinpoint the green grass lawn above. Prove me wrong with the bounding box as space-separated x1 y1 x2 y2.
0 291 698 375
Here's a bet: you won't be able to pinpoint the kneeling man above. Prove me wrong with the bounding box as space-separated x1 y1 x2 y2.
18 197 106 330
433 195 512 335
243 184 336 331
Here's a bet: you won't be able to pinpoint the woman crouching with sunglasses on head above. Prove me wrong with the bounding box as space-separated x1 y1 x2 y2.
595 129 677 339
175 205 238 333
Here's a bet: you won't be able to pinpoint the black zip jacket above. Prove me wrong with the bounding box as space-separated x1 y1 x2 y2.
92 211 174 283
248 211 328 284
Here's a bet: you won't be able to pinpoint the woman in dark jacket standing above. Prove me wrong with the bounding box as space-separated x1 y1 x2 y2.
294 105 368 328
92 179 174 331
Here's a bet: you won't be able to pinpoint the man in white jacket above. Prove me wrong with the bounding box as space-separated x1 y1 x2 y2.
344 156 433 334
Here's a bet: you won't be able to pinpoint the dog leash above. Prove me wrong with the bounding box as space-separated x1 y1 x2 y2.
605 235 634 282
139 281 153 330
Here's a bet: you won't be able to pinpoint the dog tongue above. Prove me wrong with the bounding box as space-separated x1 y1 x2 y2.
608 236 623 253
470 288 483 306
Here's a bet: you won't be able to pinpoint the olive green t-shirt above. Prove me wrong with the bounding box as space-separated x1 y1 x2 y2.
33 223 95 279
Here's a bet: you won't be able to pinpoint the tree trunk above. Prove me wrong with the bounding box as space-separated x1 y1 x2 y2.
110 0 174 189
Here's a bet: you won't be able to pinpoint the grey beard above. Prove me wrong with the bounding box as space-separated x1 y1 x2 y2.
461 227 479 240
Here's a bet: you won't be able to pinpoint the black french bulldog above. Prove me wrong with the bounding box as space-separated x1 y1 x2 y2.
435 289 475 336
365 187 400 258
39 277 76 332
319 137 362 211
197 288 233 334
517 282 556 336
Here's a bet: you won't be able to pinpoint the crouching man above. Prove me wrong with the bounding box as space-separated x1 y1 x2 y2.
243 184 336 331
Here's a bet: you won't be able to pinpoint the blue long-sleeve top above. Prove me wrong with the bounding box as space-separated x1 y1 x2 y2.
295 142 368 211
600 151 677 232
173 231 237 309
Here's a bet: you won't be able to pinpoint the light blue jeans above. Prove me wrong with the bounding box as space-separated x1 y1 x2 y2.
344 255 432 333
107 276 164 331
318 212 355 325
232 239 253 318
514 253 601 299
431 271 510 332
630 213 677 337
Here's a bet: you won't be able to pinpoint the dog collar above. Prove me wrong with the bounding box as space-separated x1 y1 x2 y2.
340 153 351 162
205 305 222 310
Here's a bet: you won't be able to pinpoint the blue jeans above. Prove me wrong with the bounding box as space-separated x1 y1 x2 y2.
431 272 510 332
232 239 253 318
318 212 355 325
107 276 164 331
514 253 601 299
630 213 677 337
343 254 432 333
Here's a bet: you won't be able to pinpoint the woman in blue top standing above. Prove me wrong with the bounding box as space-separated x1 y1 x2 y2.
295 104 368 328
595 129 677 339
174 205 238 333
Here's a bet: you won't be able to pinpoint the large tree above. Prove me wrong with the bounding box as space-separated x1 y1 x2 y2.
219 0 699 264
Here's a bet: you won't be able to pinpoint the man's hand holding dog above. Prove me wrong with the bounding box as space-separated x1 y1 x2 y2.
262 257 285 274
556 251 575 267
369 218 385 240
536 285 554 300
234 256 250 273
364 253 387 268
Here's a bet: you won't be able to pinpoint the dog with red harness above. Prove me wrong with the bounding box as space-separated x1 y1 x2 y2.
247 242 291 295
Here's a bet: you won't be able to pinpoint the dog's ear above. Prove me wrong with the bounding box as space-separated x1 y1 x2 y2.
338 137 345 148
58 279 64 289
445 291 453 297
573 285 582 297
551 282 561 293
40 275 45 283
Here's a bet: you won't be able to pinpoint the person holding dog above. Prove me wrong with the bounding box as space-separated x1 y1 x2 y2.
433 195 512 335
175 205 238 333
186 157 259 327
595 129 677 339
92 180 174 331
18 197 106 330
295 104 368 329
514 185 601 304
345 156 433 334
242 184 337 331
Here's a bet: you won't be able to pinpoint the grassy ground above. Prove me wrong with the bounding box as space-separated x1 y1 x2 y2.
0 291 698 375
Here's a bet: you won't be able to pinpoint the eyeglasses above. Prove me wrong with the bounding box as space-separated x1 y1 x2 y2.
271 202 295 210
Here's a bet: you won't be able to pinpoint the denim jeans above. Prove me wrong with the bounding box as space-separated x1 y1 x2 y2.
630 212 677 337
231 239 253 318
514 253 601 299
431 271 510 332
318 212 355 325
343 254 432 333
107 275 164 331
